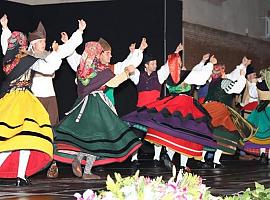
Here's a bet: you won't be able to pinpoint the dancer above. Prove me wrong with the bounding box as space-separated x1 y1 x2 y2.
200 57 256 168
65 36 147 104
123 47 217 171
244 67 270 164
53 41 142 180
0 31 62 186
1 14 86 178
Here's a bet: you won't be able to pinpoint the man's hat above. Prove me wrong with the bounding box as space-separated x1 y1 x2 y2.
246 65 255 77
28 21 46 43
143 53 155 65
98 38 111 51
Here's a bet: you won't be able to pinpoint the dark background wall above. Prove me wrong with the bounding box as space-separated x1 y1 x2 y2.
0 0 182 119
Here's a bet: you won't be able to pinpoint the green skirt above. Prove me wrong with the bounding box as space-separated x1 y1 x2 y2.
54 93 141 163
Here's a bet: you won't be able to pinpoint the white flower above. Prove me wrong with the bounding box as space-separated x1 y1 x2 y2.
120 185 137 199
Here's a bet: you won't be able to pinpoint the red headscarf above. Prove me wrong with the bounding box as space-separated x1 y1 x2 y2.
168 53 182 84
211 64 225 79
77 41 107 86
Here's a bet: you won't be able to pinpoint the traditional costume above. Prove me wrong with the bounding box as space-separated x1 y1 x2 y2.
202 63 256 167
1 22 83 126
0 31 62 186
244 67 270 160
123 53 217 170
66 37 143 105
53 41 142 179
240 65 259 118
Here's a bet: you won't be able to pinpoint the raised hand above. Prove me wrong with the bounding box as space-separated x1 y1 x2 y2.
174 43 183 54
0 14 8 29
202 53 210 62
51 41 59 52
139 37 148 52
78 19 86 32
61 32 69 44
129 43 136 53
125 65 135 75
210 55 217 65
242 56 252 67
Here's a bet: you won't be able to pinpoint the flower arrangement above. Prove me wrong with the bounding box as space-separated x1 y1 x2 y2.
74 166 218 200
74 167 270 200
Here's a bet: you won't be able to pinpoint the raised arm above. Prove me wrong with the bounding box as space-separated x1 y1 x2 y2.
31 41 62 74
105 65 135 88
223 69 247 94
113 38 147 75
157 43 183 84
1 14 12 55
184 54 217 85
225 56 251 81
57 19 86 59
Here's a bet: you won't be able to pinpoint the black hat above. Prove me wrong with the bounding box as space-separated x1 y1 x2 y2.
143 54 155 65
246 65 255 77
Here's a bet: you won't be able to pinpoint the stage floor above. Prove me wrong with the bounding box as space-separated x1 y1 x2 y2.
1 156 270 200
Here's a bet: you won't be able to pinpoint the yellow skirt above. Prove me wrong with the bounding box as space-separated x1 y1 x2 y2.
0 90 53 157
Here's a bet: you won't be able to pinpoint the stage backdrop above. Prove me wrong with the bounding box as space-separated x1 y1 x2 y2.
0 0 182 119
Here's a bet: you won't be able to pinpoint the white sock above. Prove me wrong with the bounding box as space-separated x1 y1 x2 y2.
213 149 222 164
0 151 11 167
17 150 30 180
153 146 162 160
131 153 138 162
260 148 266 155
166 148 175 161
201 150 207 162
180 154 188 167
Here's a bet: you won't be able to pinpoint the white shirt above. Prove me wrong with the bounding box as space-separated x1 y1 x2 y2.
1 27 83 97
129 62 170 85
66 48 143 74
184 61 246 94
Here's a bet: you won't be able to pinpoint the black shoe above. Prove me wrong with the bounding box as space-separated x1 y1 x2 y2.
153 159 161 168
200 161 214 169
260 153 268 164
94 166 105 172
163 158 173 170
16 177 31 187
131 160 140 169
160 153 173 170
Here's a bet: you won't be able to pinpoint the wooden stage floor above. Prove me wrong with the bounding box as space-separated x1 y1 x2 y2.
1 155 270 200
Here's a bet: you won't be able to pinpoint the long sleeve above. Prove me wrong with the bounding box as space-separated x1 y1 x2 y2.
157 62 170 84
1 27 11 55
225 75 246 94
105 71 129 88
66 51 81 72
184 61 213 85
248 82 258 99
113 49 143 75
129 68 140 85
225 63 246 81
31 51 62 75
57 30 83 59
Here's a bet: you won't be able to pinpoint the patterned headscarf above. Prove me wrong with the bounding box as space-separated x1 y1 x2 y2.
259 67 270 90
211 64 225 79
77 41 107 86
3 31 28 75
